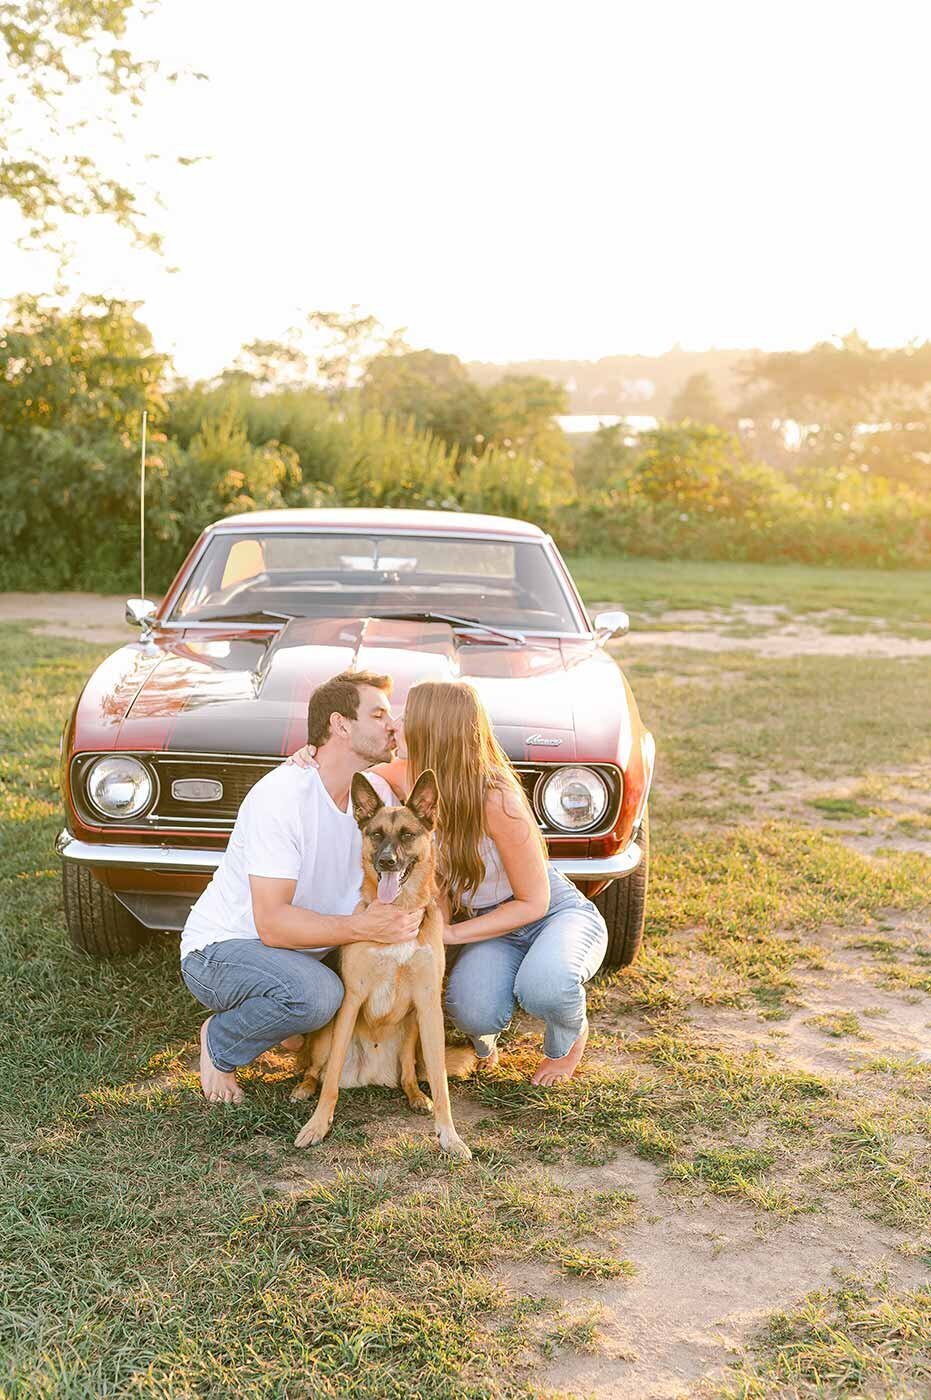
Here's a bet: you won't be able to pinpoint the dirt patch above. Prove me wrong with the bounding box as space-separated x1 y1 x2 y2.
663 764 931 858
594 602 931 659
528 917 931 1397
0 591 132 643
618 626 931 660
687 954 931 1078
506 1153 925 1400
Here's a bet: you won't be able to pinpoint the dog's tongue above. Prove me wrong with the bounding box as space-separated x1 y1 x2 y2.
377 871 401 904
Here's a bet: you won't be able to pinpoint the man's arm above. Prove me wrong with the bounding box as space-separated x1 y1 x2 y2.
250 876 423 949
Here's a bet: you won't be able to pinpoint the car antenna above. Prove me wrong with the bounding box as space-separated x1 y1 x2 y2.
139 409 147 599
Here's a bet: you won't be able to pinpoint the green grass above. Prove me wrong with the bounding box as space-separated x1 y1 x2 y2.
717 1275 931 1398
2 565 931 1396
805 1012 869 1040
809 797 873 820
625 648 931 794
565 554 931 624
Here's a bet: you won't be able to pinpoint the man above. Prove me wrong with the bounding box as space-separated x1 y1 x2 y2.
179 670 421 1104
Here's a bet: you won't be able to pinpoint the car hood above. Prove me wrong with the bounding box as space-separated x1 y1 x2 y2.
77 617 634 766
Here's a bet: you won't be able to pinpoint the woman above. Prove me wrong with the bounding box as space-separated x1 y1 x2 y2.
291 680 607 1084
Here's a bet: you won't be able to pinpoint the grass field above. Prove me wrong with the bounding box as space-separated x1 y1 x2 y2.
1 562 930 1398
565 555 931 626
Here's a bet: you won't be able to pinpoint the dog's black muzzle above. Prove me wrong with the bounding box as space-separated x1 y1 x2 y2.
374 844 414 883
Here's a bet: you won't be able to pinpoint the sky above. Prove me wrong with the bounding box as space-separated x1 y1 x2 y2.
3 0 931 381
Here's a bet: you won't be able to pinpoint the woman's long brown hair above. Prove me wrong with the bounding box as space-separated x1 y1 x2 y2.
403 680 546 917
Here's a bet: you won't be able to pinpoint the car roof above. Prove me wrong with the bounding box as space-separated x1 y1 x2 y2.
210 508 547 539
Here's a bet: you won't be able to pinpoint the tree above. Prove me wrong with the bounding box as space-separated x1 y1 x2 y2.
0 0 207 253
575 422 636 492
361 349 487 452
668 372 729 427
0 292 167 435
0 294 171 583
629 424 786 521
222 337 311 391
308 308 407 395
739 334 931 489
483 374 572 480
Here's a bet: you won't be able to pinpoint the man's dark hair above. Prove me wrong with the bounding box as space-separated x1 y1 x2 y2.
307 670 393 747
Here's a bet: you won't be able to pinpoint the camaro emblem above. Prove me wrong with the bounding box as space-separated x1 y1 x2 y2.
525 734 562 747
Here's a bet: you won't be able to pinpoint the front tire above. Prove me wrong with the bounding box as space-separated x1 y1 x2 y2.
62 862 151 957
595 810 649 969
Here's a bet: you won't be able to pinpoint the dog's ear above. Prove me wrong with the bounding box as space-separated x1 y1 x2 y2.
407 769 439 830
351 773 385 829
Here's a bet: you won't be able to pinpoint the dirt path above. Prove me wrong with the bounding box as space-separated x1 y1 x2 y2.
0 592 131 644
605 603 931 659
4 593 930 658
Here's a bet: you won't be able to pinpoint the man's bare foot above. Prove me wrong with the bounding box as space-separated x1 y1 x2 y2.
199 1019 244 1104
476 1047 499 1070
280 1034 305 1053
531 1022 589 1086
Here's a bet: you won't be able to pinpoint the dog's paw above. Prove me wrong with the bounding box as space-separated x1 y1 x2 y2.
294 1114 331 1148
405 1090 433 1115
289 1079 317 1103
437 1127 472 1162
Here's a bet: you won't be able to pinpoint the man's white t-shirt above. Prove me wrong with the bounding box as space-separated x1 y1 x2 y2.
179 764 394 960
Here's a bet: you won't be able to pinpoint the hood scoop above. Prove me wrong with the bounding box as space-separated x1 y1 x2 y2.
259 615 463 678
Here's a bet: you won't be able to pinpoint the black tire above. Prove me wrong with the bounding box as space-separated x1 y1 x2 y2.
62 861 151 957
594 809 649 969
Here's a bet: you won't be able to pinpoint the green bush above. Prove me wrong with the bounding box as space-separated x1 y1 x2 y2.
2 298 930 592
564 423 931 567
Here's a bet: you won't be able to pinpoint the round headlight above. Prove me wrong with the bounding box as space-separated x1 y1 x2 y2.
86 756 154 819
539 767 609 832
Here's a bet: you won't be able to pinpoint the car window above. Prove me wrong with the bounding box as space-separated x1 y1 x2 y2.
221 538 266 589
171 533 583 632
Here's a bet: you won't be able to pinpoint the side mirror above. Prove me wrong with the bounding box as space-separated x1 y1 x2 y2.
126 598 158 630
593 609 629 642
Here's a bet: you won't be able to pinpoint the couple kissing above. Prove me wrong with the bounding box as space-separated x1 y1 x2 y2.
179 670 608 1135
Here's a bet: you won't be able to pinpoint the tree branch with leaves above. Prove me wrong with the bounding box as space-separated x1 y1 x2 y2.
0 0 206 255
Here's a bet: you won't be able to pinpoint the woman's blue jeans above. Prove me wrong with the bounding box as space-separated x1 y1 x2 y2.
181 940 345 1073
445 865 608 1060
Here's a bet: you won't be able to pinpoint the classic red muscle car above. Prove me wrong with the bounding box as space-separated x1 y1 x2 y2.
58 508 654 966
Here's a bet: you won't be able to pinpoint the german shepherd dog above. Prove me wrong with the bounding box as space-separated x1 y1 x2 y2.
292 770 473 1161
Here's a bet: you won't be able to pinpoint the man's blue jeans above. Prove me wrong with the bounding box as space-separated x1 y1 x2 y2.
181 940 344 1073
445 865 608 1060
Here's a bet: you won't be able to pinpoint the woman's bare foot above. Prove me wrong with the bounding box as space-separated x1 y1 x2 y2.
531 1022 589 1086
280 1034 305 1053
476 1046 499 1071
199 1019 244 1104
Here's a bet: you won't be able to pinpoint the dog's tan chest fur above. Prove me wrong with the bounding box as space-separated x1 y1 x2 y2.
364 974 408 1025
374 938 419 965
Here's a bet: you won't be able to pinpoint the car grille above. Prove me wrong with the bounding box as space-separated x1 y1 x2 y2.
142 757 620 835
150 756 280 825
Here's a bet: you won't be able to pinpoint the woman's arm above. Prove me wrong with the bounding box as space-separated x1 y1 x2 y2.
286 748 410 802
444 787 549 946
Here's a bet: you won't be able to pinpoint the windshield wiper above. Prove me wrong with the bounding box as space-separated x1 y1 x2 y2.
368 611 526 644
183 609 295 624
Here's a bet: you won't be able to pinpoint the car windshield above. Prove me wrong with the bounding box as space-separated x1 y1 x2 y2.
170 532 585 633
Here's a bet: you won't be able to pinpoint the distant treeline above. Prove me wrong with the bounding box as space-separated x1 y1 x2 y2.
0 298 928 593
468 348 745 419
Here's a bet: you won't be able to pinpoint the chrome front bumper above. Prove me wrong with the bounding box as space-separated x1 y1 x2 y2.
56 830 643 882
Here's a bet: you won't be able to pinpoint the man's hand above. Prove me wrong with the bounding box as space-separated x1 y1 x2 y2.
352 902 424 943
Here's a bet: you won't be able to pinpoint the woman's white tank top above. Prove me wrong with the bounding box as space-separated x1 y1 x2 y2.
465 835 514 910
